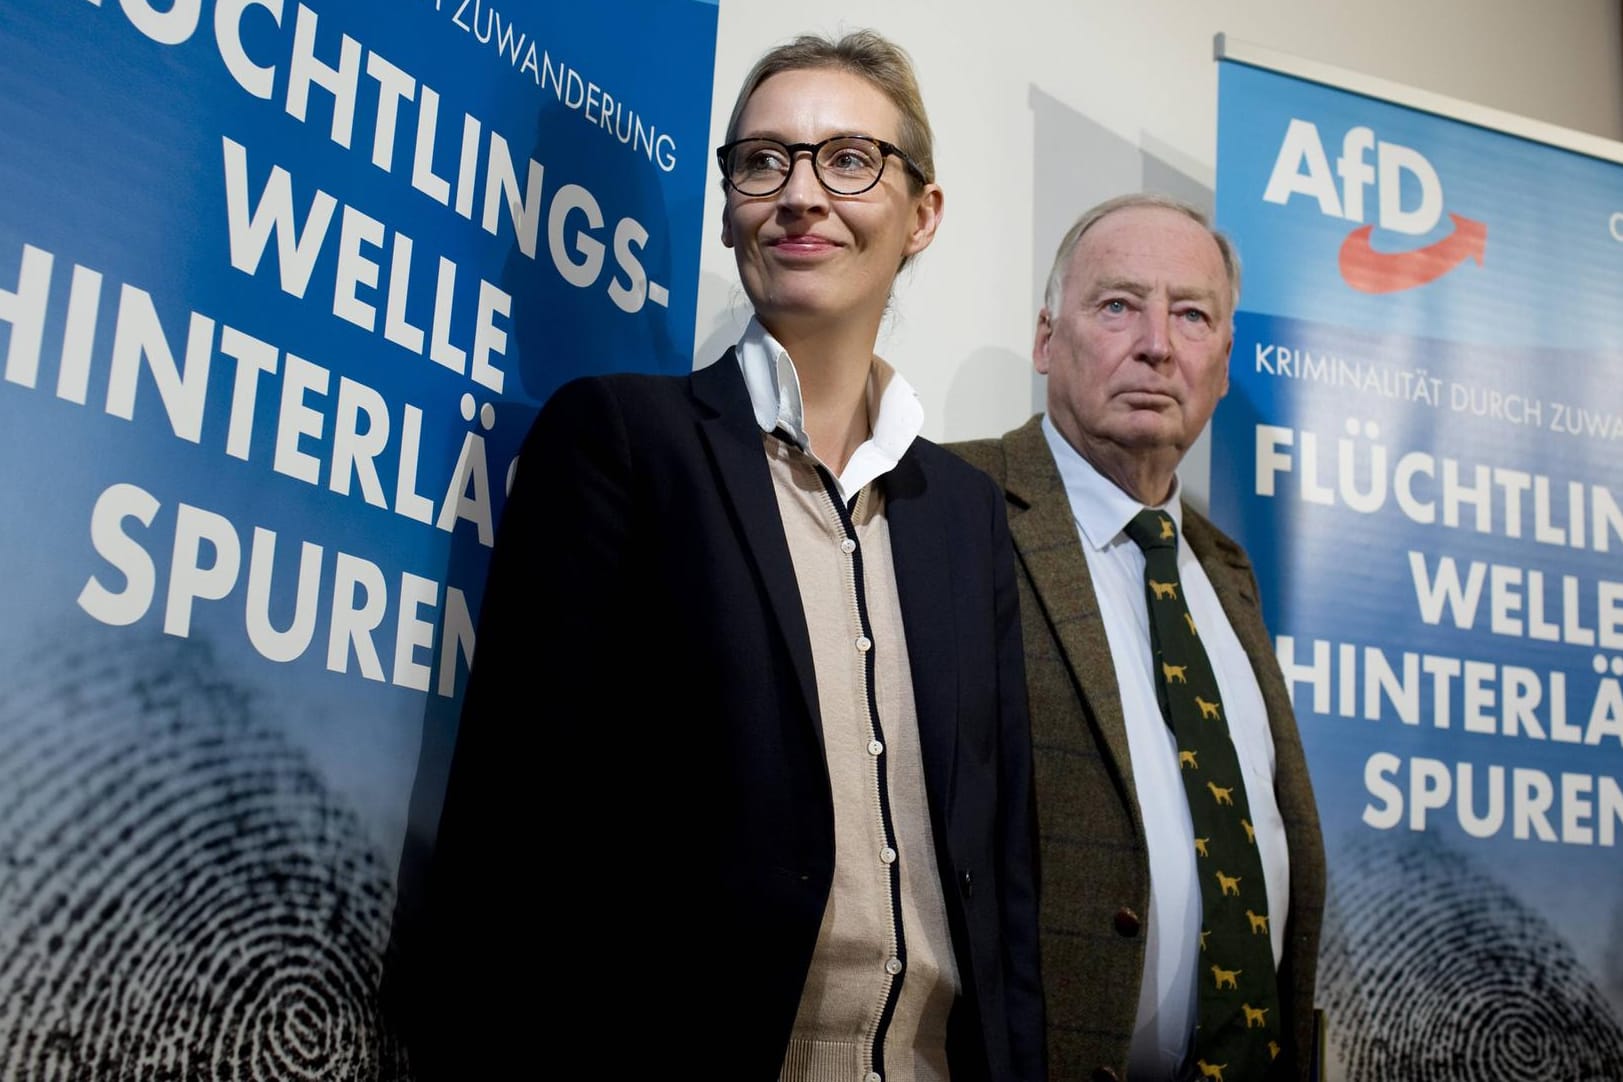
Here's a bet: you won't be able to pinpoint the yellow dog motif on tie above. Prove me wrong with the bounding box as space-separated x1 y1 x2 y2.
1195 696 1221 720
1207 781 1234 806
1241 818 1255 845
1210 964 1242 990
1185 611 1198 636
1196 1060 1227 1082
1246 909 1269 935
1179 749 1198 770
1150 579 1179 601
1194 837 1209 858
1242 1003 1270 1028
1215 870 1242 896
1159 517 1175 540
1162 662 1188 683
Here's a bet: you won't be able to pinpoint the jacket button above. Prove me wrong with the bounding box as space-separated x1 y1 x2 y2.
1090 1068 1120 1082
960 870 974 899
1112 907 1141 937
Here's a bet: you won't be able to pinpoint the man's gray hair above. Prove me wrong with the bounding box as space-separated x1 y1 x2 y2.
1041 193 1242 316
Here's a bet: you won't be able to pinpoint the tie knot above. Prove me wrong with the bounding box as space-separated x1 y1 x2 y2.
1125 509 1178 551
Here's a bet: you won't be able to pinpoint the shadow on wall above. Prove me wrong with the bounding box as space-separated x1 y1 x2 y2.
693 271 755 370
943 346 1033 439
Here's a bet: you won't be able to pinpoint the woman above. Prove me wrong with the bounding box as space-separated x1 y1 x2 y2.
422 30 1043 1082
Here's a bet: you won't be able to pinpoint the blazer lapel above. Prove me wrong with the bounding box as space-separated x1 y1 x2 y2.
1000 417 1140 803
691 354 822 729
1185 508 1322 830
886 450 959 816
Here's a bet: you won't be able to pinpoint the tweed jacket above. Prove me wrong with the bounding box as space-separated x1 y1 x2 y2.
415 356 1045 1081
950 415 1325 1082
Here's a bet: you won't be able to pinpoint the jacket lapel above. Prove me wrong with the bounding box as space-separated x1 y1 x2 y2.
1000 416 1140 805
690 353 822 729
1185 509 1318 821
886 450 959 816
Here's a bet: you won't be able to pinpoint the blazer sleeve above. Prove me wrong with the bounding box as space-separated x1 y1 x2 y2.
410 376 640 1076
990 476 1048 1081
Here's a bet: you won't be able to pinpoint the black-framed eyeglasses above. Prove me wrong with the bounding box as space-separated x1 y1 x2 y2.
715 135 927 197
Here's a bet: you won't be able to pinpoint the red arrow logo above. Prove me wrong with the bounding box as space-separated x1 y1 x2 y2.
1338 213 1486 293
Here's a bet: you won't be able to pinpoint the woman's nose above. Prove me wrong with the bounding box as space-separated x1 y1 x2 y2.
776 152 828 212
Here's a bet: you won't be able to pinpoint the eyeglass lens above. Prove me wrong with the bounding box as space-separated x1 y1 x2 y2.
725 137 889 196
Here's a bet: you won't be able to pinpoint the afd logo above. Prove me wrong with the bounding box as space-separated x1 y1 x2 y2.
1262 119 1485 294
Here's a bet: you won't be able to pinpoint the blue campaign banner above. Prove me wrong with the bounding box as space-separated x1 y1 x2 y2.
1213 55 1623 1078
0 0 715 1074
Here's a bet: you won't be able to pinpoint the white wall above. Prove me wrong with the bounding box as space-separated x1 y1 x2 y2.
692 0 1623 457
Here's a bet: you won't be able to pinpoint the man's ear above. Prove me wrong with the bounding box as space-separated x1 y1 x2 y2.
1033 308 1054 375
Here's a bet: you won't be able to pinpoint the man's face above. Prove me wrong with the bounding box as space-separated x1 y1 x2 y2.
1035 205 1234 502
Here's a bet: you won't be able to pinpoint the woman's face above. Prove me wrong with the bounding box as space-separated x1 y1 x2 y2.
721 67 943 342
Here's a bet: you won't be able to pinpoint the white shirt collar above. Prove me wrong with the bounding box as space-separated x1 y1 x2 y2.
734 316 924 499
1039 413 1184 548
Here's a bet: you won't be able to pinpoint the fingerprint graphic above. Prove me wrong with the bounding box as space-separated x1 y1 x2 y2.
0 631 410 1080
1609 891 1623 1014
1319 831 1623 1082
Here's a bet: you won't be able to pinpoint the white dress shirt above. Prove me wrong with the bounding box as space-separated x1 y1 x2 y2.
1041 416 1289 1081
735 316 923 500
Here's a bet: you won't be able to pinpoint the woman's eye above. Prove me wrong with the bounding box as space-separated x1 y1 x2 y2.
817 141 882 176
823 144 879 174
744 149 787 172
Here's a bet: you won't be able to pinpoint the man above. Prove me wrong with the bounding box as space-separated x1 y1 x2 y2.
951 194 1325 1082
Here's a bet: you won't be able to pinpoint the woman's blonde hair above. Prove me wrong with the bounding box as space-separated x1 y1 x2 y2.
723 29 936 192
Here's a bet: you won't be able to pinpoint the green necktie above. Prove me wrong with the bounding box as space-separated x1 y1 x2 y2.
1123 508 1284 1081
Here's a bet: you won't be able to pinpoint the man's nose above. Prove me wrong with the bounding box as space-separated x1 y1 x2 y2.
1136 305 1173 362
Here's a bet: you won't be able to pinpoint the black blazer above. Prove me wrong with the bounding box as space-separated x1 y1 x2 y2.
416 353 1044 1080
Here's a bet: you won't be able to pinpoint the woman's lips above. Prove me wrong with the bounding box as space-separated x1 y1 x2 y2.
769 234 841 255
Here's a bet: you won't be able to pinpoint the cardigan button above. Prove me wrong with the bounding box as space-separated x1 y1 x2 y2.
960 870 973 899
1112 907 1141 937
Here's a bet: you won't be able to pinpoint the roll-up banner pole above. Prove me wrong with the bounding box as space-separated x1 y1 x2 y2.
1211 32 1623 1080
0 1 717 1074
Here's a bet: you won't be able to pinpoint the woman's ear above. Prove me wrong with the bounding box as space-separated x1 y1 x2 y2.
903 183 944 258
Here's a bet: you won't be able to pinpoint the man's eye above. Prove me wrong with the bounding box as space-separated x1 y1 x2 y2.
1179 308 1211 324
1103 299 1128 314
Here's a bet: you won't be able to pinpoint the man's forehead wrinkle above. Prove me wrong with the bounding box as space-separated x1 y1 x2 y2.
1085 276 1152 298
1171 284 1225 304
1081 275 1223 304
